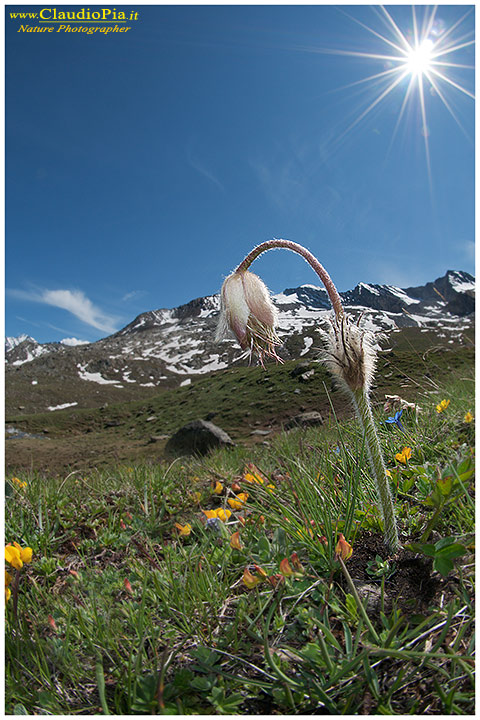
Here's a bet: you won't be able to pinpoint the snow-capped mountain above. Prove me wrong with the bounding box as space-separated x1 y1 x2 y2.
5 270 474 415
5 334 36 353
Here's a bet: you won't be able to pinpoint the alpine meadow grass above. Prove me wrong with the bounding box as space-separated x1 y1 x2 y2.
5 371 474 714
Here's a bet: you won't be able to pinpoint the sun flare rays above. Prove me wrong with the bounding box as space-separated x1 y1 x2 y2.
321 5 474 182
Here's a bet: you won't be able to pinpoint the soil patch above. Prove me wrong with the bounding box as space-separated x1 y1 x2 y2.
346 532 440 615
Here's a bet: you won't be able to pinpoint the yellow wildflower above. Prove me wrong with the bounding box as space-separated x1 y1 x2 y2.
464 411 474 423
213 481 224 495
11 477 27 489
436 399 450 413
243 463 268 485
5 542 33 570
290 552 305 574
202 508 231 522
242 568 262 589
227 492 249 510
279 558 294 577
216 508 231 522
5 571 12 602
395 447 412 464
230 531 243 550
335 533 353 561
296 527 314 539
174 522 192 537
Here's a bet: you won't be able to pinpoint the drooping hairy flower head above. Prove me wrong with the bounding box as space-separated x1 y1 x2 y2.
319 315 379 394
216 270 282 364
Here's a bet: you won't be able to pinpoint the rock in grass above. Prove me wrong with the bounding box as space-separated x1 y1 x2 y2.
284 411 324 430
165 420 235 456
352 581 382 614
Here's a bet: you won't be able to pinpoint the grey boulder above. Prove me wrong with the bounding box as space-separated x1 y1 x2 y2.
165 420 235 456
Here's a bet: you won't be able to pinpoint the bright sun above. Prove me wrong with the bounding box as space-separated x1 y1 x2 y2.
404 38 434 77
324 6 474 183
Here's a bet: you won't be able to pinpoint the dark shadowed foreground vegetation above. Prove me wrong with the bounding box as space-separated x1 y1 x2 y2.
5 355 474 714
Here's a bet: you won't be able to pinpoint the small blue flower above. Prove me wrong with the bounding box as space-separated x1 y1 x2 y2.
206 517 221 532
385 409 405 432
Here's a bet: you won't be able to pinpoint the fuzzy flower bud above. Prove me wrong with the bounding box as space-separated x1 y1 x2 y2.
319 315 379 394
216 270 282 364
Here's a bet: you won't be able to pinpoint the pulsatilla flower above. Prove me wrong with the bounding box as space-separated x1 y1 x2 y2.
215 239 399 552
216 270 282 364
319 315 379 394
335 533 353 561
395 447 412 464
5 542 33 570
436 399 450 413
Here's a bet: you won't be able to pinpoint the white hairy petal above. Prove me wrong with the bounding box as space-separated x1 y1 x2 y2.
216 272 250 346
242 271 278 329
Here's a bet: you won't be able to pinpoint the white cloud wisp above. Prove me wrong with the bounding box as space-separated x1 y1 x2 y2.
9 288 120 334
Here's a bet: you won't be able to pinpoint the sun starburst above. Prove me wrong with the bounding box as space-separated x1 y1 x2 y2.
320 6 474 182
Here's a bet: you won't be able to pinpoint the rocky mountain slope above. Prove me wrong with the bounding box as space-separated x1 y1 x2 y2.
5 270 474 416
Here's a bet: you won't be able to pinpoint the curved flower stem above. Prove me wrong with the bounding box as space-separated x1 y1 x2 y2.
352 388 400 552
236 239 344 320
231 238 399 552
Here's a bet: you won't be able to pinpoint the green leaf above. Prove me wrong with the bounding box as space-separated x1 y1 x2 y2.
448 457 475 483
173 668 194 690
256 536 271 561
345 593 358 622
301 641 326 666
434 541 467 561
190 646 220 668
190 676 213 692
208 686 244 714
407 542 436 557
423 486 443 508
437 475 453 497
433 556 455 577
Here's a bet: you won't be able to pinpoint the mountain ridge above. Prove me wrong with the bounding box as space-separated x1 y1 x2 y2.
5 270 474 416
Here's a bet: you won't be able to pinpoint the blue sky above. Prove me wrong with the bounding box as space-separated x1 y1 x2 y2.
6 4 475 343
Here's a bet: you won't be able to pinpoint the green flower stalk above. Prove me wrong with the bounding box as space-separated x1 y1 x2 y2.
216 239 399 552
